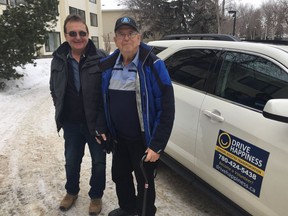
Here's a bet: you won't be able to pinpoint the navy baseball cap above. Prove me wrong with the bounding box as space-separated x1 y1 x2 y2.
114 16 139 32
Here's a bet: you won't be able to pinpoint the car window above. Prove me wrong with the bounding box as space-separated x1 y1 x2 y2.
215 52 288 110
164 49 220 91
150 46 167 55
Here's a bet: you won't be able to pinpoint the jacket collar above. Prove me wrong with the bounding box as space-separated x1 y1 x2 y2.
53 39 97 58
100 42 153 71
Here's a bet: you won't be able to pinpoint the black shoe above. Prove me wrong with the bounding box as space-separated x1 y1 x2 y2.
108 208 137 216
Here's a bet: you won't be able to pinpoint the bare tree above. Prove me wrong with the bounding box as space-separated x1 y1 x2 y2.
279 0 288 36
262 0 283 39
121 0 217 38
103 33 111 54
214 0 221 33
119 0 287 41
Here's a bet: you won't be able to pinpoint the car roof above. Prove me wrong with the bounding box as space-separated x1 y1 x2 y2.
271 45 288 52
148 40 288 67
161 33 240 41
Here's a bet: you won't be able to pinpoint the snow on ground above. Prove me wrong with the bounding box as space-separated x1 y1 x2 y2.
0 58 231 216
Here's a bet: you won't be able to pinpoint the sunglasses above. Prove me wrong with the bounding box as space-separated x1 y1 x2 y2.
66 31 88 37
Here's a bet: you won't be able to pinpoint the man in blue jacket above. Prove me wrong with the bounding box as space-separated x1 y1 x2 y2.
100 17 175 216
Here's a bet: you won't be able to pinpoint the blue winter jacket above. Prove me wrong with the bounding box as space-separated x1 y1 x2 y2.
100 42 175 153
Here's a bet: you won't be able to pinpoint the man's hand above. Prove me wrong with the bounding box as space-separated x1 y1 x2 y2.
145 148 160 162
95 134 107 144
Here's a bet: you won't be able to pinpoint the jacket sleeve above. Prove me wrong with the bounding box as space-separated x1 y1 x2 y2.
49 58 56 107
95 82 107 135
149 59 175 153
94 50 109 135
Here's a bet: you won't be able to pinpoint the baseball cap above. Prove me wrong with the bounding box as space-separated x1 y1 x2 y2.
114 16 139 32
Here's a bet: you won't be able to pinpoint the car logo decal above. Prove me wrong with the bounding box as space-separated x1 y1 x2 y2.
218 132 231 149
213 130 270 197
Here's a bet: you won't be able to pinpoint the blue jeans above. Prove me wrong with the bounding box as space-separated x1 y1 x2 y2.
62 121 106 199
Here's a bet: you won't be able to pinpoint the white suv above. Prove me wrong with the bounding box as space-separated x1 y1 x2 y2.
148 40 288 216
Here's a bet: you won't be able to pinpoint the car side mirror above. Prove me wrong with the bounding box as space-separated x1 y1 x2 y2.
263 99 288 123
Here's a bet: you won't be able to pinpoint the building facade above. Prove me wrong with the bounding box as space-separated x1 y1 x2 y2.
101 0 154 52
0 0 105 56
101 0 129 52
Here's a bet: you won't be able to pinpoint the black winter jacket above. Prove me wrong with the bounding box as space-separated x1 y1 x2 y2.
49 40 107 136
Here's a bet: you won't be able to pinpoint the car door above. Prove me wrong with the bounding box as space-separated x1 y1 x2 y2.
163 48 220 171
194 51 288 216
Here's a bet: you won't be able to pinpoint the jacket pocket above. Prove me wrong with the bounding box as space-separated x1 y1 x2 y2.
50 61 65 97
51 61 64 73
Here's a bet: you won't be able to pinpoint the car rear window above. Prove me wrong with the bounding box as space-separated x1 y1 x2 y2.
215 51 288 110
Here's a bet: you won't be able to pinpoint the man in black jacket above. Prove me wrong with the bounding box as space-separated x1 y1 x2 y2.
49 14 107 215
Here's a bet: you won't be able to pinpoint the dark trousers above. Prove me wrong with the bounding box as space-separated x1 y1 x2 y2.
112 136 157 216
62 121 106 199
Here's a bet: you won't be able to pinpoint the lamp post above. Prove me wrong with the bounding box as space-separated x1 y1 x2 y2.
228 10 236 36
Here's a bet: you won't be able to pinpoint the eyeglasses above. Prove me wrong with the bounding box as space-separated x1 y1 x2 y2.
115 32 139 40
66 31 88 37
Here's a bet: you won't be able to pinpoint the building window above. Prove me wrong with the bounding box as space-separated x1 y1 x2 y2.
78 9 85 21
91 36 99 49
90 13 98 27
45 32 61 52
0 0 7 5
69 6 77 14
69 7 86 22
89 0 96 3
9 0 25 6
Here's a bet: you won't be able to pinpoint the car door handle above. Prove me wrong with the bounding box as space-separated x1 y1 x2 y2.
203 110 224 123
